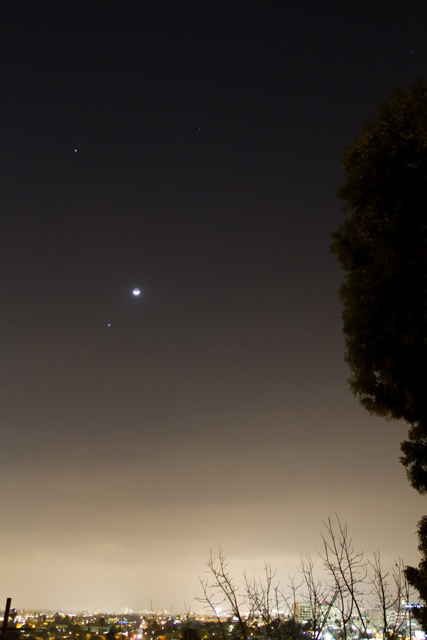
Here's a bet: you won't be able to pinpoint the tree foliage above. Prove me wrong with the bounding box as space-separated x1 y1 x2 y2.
405 516 427 629
330 79 427 492
331 79 427 626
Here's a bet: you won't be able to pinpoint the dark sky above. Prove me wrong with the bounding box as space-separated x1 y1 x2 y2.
1 0 427 612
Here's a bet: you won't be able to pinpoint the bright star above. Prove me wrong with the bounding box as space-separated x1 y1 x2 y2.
132 288 141 296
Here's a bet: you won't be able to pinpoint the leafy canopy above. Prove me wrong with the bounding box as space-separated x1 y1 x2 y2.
331 79 427 492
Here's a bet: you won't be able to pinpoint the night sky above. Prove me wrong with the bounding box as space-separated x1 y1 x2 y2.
2 0 427 613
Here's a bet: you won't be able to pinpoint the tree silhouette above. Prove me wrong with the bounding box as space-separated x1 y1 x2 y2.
331 78 427 626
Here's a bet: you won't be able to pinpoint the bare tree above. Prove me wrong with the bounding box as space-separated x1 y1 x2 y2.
198 553 298 640
320 515 368 640
197 549 254 640
283 574 304 640
198 520 412 640
368 553 412 640
244 563 293 640
298 553 338 640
